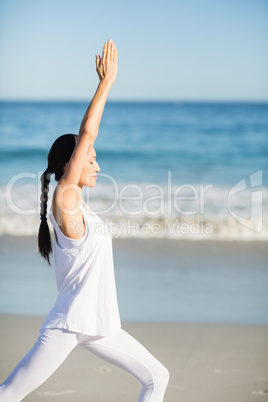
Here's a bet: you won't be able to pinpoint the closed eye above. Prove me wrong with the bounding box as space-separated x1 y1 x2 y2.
89 155 96 164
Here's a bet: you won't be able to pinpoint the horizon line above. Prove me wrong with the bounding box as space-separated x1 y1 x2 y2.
0 98 268 103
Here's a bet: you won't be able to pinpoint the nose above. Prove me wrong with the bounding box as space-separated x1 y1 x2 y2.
96 162 100 172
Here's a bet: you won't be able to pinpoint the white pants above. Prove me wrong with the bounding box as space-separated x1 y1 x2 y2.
0 328 169 402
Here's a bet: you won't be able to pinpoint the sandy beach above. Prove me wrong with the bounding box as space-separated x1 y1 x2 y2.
1 236 268 324
0 314 267 401
1 236 268 401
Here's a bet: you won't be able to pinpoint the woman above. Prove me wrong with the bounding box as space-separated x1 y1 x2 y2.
0 39 169 402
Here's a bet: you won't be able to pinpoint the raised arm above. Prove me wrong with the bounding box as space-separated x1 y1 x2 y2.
50 40 117 239
61 39 117 187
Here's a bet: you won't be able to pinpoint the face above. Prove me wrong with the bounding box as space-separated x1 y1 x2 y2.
78 146 100 188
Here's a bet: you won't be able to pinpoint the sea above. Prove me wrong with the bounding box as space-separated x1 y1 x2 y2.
0 101 267 324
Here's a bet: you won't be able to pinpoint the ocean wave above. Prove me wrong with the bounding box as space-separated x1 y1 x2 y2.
1 182 267 240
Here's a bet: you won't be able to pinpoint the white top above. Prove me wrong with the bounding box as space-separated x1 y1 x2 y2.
40 200 121 336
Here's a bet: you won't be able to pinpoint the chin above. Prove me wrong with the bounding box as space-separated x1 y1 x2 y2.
79 180 96 188
87 181 97 188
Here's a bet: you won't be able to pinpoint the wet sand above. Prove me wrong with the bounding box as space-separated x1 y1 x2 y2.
1 236 268 400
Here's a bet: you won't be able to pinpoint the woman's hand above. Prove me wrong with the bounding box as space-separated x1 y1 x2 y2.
96 39 118 86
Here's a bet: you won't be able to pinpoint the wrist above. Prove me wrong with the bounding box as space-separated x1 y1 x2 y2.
99 78 114 89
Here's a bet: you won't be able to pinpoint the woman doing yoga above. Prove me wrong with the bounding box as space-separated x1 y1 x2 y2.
0 39 169 402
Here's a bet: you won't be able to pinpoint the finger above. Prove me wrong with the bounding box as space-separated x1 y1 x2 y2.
102 41 107 60
111 42 115 61
107 39 112 61
112 46 116 63
95 55 100 68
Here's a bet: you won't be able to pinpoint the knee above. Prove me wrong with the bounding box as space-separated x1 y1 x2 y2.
162 365 170 386
155 363 169 389
143 361 169 392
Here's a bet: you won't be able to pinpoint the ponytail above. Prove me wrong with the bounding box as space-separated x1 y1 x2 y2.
38 134 78 265
38 168 52 265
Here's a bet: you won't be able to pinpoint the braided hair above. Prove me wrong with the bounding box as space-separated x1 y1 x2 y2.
38 134 79 264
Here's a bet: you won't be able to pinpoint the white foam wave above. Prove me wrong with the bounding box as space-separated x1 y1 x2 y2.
0 180 267 241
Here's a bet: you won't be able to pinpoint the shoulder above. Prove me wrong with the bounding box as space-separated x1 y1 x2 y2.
51 183 85 239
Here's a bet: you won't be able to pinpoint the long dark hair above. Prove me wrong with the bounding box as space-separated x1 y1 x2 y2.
38 134 79 264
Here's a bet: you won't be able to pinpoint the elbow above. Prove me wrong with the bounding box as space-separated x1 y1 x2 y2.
79 128 95 140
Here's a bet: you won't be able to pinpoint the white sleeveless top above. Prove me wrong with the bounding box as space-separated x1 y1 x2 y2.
40 201 121 336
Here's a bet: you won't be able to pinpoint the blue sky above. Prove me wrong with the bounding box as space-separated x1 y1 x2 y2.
0 0 267 101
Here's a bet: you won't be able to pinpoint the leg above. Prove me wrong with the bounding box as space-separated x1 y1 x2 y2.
79 329 169 402
0 329 78 402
